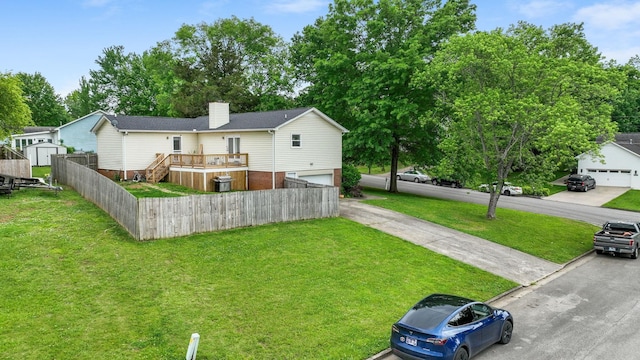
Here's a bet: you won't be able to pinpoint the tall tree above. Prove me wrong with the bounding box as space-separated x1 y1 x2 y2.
16 72 70 126
610 56 640 132
171 17 293 116
290 0 476 192
64 76 100 118
0 72 33 139
419 22 622 219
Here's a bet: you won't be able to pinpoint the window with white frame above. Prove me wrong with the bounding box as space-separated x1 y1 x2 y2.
173 136 182 153
291 133 301 148
227 136 240 154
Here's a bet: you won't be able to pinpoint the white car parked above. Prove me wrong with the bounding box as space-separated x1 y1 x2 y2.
479 182 523 196
397 170 431 183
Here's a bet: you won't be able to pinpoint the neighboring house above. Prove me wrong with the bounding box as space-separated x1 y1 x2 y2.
9 110 105 153
10 126 56 151
24 142 67 166
90 103 348 191
576 133 640 189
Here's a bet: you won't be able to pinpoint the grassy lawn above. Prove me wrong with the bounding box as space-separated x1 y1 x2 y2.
0 186 516 360
602 190 640 212
362 188 598 264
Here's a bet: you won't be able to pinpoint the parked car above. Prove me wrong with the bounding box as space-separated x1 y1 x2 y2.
390 293 513 360
431 178 463 188
593 220 640 259
566 174 596 192
478 182 523 196
397 170 431 183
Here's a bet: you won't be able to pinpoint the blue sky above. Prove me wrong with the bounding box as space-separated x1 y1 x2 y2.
1 0 639 97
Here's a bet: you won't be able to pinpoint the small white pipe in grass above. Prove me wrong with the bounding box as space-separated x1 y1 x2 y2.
186 333 200 360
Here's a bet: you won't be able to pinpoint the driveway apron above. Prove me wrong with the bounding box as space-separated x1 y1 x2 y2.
340 199 562 286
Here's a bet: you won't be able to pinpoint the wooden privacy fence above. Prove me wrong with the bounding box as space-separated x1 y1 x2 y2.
0 159 30 178
51 157 340 241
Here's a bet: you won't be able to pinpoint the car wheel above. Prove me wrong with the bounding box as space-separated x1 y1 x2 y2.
414 178 419 183
432 179 438 186
596 249 603 255
396 175 401 180
631 246 638 259
499 320 513 344
453 347 469 360
583 186 588 192
504 190 511 196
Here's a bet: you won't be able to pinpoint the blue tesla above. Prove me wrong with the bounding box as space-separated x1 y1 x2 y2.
390 294 513 360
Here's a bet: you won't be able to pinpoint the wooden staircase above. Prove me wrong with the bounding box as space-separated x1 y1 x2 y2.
145 153 171 183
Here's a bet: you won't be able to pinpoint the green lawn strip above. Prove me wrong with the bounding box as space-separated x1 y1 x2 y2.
0 187 515 359
362 188 597 264
602 189 640 212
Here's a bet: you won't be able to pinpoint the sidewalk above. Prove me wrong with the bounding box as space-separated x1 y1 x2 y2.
340 198 562 286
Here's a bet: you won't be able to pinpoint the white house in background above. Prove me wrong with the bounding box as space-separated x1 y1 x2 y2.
576 133 640 189
90 103 348 191
9 110 106 154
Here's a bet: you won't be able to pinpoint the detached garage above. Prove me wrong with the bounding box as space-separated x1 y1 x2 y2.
577 133 640 189
24 143 67 166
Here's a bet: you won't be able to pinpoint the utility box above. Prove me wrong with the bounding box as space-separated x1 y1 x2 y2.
214 175 232 192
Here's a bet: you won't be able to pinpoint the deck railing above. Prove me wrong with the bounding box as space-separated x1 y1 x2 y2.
169 153 248 168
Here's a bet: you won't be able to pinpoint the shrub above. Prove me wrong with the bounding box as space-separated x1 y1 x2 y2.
341 164 363 197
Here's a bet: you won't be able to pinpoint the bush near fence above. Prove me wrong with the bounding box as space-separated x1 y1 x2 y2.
51 157 340 240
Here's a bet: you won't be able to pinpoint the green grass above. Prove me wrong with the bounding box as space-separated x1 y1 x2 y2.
362 188 598 264
0 186 516 359
119 181 207 198
31 166 51 178
603 189 640 212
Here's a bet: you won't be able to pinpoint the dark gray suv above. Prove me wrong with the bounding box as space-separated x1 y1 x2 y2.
566 174 596 192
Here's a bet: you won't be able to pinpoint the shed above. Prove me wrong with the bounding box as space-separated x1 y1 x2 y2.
24 143 68 166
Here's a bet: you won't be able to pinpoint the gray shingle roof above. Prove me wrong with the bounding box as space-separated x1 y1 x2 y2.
615 133 640 155
104 108 313 132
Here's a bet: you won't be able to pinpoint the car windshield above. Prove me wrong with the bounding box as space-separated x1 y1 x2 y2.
568 176 584 181
399 294 473 330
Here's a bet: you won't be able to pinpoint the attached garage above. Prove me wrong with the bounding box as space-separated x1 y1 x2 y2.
299 174 333 186
577 134 640 189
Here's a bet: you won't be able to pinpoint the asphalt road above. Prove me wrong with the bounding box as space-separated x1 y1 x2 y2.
360 174 639 226
361 175 640 360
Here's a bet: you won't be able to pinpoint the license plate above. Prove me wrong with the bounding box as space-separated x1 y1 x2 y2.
608 247 616 252
405 337 417 346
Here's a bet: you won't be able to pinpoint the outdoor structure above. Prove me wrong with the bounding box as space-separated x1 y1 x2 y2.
576 133 640 189
23 142 67 166
90 103 348 191
9 110 105 153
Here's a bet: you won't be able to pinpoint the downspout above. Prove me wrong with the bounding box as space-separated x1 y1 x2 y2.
122 131 128 180
268 130 275 189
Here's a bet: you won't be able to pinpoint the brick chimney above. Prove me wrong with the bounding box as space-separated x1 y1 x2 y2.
209 102 229 129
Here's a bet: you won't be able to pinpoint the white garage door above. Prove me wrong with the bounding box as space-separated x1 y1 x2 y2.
589 170 631 187
299 174 333 186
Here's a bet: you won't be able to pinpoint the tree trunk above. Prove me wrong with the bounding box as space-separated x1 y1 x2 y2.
486 190 500 219
389 141 400 193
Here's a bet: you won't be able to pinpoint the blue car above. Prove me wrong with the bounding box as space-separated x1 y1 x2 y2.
390 294 513 360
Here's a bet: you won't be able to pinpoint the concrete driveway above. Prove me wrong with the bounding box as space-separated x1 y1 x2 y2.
544 186 628 207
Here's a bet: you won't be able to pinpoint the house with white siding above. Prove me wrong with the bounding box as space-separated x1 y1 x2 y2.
90 103 348 191
576 133 640 189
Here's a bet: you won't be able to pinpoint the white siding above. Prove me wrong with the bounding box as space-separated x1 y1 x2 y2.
274 112 342 174
96 123 123 170
123 133 199 169
577 143 640 188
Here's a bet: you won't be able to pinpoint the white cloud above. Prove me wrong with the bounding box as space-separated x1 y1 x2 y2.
573 1 640 30
512 0 574 19
265 0 329 14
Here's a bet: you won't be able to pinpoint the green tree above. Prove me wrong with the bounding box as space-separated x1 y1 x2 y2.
290 0 476 192
610 56 640 132
0 72 33 140
171 17 293 116
419 22 622 219
16 72 70 126
64 76 100 118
